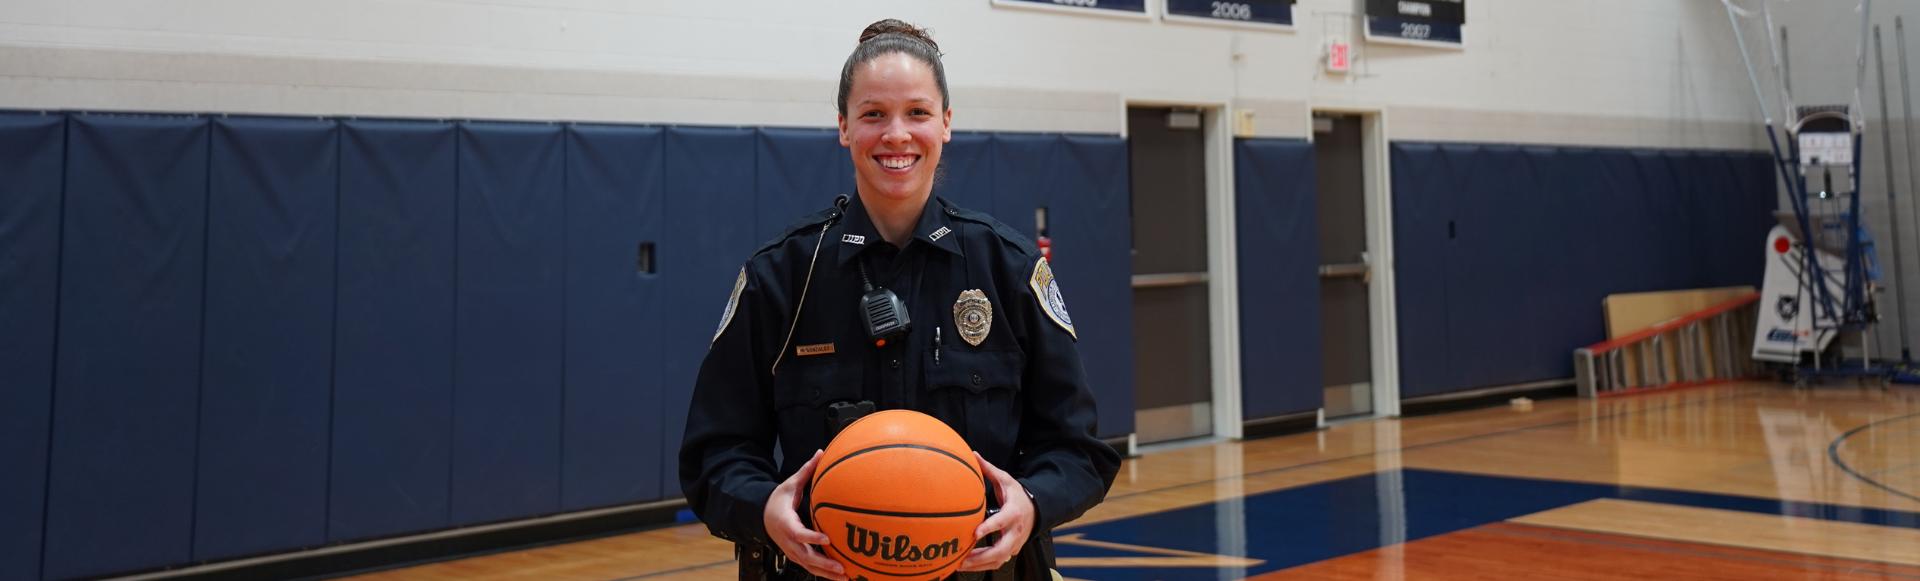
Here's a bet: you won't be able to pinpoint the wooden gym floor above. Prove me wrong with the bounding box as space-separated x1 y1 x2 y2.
345 381 1920 580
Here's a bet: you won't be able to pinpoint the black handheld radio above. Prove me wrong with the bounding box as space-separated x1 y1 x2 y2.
855 254 911 347
859 284 911 347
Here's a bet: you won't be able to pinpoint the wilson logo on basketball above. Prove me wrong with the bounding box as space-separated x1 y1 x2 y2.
844 523 961 563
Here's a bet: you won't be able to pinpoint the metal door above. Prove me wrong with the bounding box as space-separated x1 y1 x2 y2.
1314 113 1374 418
1128 107 1213 444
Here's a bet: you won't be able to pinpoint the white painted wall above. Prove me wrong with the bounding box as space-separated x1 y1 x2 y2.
0 0 1766 147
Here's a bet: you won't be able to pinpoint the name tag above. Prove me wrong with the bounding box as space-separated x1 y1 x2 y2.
796 343 836 356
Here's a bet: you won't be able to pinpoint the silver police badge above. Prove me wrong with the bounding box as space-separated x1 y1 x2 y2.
954 289 992 346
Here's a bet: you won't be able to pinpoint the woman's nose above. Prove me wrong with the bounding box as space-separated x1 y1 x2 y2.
883 120 911 145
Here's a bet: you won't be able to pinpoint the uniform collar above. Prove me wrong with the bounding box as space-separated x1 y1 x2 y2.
837 195 962 266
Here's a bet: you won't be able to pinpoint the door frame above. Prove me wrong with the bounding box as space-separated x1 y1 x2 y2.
1122 98 1243 440
1308 104 1400 418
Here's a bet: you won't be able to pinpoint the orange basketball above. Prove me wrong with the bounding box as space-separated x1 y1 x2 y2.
809 410 986 581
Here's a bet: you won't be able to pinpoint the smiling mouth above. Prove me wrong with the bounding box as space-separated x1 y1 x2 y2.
877 154 919 171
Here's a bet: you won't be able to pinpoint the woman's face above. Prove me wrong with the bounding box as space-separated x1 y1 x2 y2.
840 53 952 208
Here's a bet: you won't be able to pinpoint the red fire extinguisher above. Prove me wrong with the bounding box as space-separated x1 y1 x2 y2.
1035 206 1051 262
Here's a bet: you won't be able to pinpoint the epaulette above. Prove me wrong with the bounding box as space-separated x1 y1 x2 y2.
751 205 842 257
945 204 1039 256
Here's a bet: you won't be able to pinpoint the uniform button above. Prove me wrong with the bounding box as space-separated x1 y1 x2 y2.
972 375 982 385
811 389 820 400
947 208 957 215
891 359 901 369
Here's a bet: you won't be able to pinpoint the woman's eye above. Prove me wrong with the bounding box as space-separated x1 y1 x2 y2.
862 110 883 119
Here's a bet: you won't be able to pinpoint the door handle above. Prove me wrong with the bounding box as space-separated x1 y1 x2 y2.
1132 272 1210 289
1318 263 1371 284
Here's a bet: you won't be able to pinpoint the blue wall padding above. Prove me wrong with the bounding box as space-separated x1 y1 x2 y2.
43 114 210 581
1679 151 1779 287
988 133 1136 438
988 133 1054 236
1233 139 1324 420
0 113 62 581
1439 145 1552 391
451 123 568 525
1391 143 1775 398
1386 143 1456 399
10 114 1146 578
563 125 666 510
659 126 760 497
194 117 339 561
756 127 852 241
330 120 458 542
936 132 996 213
1055 135 1137 438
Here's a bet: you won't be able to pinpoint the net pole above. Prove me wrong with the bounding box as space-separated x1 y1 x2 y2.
1848 2 1873 328
1763 2 1795 124
1875 26 1913 359
1858 0 1873 125
1901 16 1920 361
1727 0 1776 127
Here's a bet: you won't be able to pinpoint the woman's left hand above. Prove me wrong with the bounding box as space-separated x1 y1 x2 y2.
959 452 1034 571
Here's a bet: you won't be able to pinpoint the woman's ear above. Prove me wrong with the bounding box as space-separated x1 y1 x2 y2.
838 114 851 147
941 109 952 143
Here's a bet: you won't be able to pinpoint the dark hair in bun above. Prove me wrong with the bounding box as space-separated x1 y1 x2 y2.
837 19 949 117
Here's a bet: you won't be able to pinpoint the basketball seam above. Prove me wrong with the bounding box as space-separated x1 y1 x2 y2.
810 503 984 519
811 443 982 490
822 533 980 578
809 441 985 580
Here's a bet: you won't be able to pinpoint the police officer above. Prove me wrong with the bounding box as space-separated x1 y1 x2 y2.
679 18 1121 581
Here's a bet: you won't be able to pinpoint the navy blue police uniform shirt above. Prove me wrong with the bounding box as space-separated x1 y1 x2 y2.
679 194 1121 548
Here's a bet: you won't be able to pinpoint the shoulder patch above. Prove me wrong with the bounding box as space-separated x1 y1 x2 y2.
712 266 747 344
1028 257 1075 339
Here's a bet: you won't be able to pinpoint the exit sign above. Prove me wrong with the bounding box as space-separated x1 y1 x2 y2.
1327 42 1351 72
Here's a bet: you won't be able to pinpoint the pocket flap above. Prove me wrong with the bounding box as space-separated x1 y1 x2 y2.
927 348 1024 393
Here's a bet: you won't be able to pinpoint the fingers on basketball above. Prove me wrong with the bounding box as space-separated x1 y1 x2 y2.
810 411 988 581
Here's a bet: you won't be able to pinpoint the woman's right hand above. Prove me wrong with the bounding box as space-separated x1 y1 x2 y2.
762 450 848 581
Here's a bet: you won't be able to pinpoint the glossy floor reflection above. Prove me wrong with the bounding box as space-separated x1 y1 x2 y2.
347 382 1920 581
1058 469 1920 581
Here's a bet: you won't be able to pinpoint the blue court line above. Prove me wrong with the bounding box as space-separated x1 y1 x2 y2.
1055 468 1920 581
1830 413 1920 504
1857 421 1920 444
1868 459 1920 477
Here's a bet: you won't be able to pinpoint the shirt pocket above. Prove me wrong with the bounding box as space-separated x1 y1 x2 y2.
774 356 863 455
923 348 1024 460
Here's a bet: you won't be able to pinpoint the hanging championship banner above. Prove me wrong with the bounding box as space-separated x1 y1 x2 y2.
990 0 1149 19
1363 0 1464 47
1164 0 1297 29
